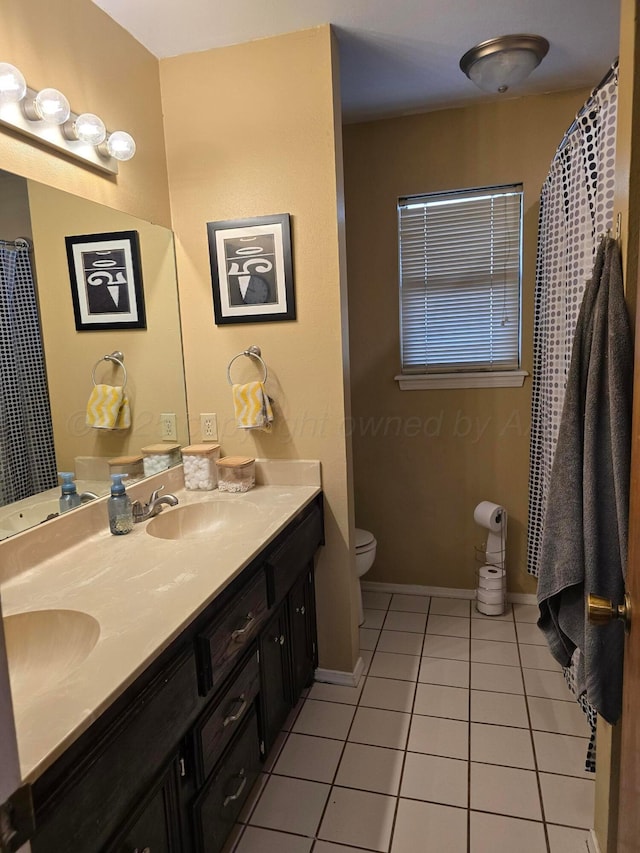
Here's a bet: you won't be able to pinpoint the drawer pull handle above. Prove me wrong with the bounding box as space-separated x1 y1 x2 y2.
296 605 306 615
273 634 285 645
231 612 256 641
223 694 248 726
223 768 247 807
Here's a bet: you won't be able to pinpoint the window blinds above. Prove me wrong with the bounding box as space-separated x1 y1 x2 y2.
399 185 523 374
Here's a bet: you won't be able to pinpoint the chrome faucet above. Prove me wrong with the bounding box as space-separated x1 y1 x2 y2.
79 491 99 504
132 485 179 523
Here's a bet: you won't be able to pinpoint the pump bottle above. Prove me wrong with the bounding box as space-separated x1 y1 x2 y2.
108 474 133 535
59 472 81 513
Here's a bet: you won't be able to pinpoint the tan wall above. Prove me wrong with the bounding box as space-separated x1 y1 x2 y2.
27 181 188 471
0 172 32 241
160 27 357 672
0 0 171 227
343 90 589 595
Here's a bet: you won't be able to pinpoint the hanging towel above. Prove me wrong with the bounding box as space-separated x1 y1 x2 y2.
536 237 633 724
86 384 132 430
232 382 273 432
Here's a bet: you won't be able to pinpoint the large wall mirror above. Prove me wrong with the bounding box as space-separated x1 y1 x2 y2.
0 169 190 539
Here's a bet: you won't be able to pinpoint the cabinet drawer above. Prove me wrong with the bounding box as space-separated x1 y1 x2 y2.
266 503 323 604
194 650 260 784
193 707 261 853
196 570 268 696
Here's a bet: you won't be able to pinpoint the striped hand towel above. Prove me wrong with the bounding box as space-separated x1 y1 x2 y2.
86 384 131 430
232 382 274 431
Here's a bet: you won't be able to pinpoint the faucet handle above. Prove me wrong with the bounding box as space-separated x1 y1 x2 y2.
149 485 165 503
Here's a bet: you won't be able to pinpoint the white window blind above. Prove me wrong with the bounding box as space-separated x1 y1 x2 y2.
399 185 523 374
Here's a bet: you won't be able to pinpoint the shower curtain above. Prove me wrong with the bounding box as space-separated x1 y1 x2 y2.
527 64 618 771
0 242 57 506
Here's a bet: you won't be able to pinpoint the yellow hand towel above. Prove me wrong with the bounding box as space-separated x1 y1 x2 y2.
232 382 274 432
86 384 131 430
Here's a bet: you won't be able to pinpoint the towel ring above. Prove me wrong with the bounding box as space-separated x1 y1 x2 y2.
92 351 127 389
227 346 268 386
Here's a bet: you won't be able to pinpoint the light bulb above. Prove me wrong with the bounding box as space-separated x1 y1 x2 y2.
106 130 136 161
0 63 26 104
33 88 70 124
72 112 106 145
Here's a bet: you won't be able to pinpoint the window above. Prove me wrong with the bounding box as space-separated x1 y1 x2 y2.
397 184 526 389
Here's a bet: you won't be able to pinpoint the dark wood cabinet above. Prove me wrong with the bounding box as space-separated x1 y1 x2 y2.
30 493 323 853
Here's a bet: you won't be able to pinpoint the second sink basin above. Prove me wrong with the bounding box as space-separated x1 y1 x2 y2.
145 499 262 541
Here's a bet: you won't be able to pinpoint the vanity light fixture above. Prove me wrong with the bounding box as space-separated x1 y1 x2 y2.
460 34 549 94
0 61 135 174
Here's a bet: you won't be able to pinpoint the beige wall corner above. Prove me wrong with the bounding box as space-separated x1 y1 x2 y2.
343 88 588 597
0 0 171 227
160 25 357 673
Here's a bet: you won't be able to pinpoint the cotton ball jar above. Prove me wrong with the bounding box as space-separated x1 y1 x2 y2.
141 443 182 478
182 444 221 491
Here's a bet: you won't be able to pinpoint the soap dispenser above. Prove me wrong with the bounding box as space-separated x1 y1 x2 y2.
108 474 134 536
59 472 81 513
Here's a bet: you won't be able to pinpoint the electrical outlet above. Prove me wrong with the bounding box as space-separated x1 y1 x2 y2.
201 413 218 441
160 412 178 441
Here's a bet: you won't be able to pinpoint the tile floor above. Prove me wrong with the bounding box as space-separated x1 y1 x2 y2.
225 593 594 853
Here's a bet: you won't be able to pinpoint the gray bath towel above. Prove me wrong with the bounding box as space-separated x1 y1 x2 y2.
536 237 632 724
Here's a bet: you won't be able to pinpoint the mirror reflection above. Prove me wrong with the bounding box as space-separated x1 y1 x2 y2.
0 170 189 539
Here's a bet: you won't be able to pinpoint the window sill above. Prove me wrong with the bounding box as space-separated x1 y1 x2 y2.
395 370 529 390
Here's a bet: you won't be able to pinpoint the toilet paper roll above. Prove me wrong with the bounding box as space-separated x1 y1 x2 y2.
476 600 505 616
478 566 506 590
477 587 505 605
474 501 505 532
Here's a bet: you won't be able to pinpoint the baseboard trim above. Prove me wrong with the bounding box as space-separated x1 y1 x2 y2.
315 656 364 688
587 829 601 853
361 581 537 607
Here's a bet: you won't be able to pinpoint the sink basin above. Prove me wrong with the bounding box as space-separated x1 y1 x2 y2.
146 500 262 541
3 609 100 704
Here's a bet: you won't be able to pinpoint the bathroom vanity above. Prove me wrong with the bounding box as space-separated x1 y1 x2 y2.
0 467 323 853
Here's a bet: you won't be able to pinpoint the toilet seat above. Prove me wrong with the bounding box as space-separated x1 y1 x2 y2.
355 528 376 553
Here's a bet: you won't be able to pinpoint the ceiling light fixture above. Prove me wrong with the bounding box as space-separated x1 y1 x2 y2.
460 34 549 94
0 61 135 174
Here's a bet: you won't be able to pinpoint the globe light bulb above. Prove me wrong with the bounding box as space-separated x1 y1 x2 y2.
73 112 106 145
0 63 26 104
106 130 136 161
33 88 70 124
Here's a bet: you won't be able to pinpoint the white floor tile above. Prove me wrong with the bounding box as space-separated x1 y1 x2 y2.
391 799 467 853
308 680 364 705
470 722 535 769
516 622 547 645
472 604 514 621
470 762 542 820
362 609 386 629
429 597 471 617
363 590 392 610
470 690 529 728
359 627 380 651
273 733 343 783
540 773 595 829
513 603 540 623
413 682 470 721
422 634 470 661
471 619 517 643
426 615 471 638
528 697 591 737
418 657 470 688
547 824 591 853
471 662 524 694
249 775 330 836
470 811 546 853
335 742 404 794
533 730 592 778
408 714 468 759
235 826 313 853
361 648 373 674
314 844 363 853
360 676 416 712
519 644 561 671
377 629 424 656
349 706 411 749
383 610 428 633
523 668 573 702
390 593 431 613
471 639 520 666
401 752 468 807
292 699 355 740
369 651 420 682
318 787 396 852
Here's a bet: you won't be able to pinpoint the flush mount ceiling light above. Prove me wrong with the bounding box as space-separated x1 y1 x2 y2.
460 34 550 94
0 61 135 174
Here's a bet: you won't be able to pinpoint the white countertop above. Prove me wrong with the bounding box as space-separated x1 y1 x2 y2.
0 462 321 783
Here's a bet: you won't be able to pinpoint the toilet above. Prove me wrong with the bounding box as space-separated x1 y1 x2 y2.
355 528 377 626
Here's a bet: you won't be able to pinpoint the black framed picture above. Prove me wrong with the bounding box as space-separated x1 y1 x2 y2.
207 213 295 325
65 230 146 331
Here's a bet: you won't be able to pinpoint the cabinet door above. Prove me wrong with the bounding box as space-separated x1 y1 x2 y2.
258 604 291 756
289 567 316 699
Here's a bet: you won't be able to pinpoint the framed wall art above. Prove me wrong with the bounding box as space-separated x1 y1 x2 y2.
65 230 146 331
207 213 295 325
